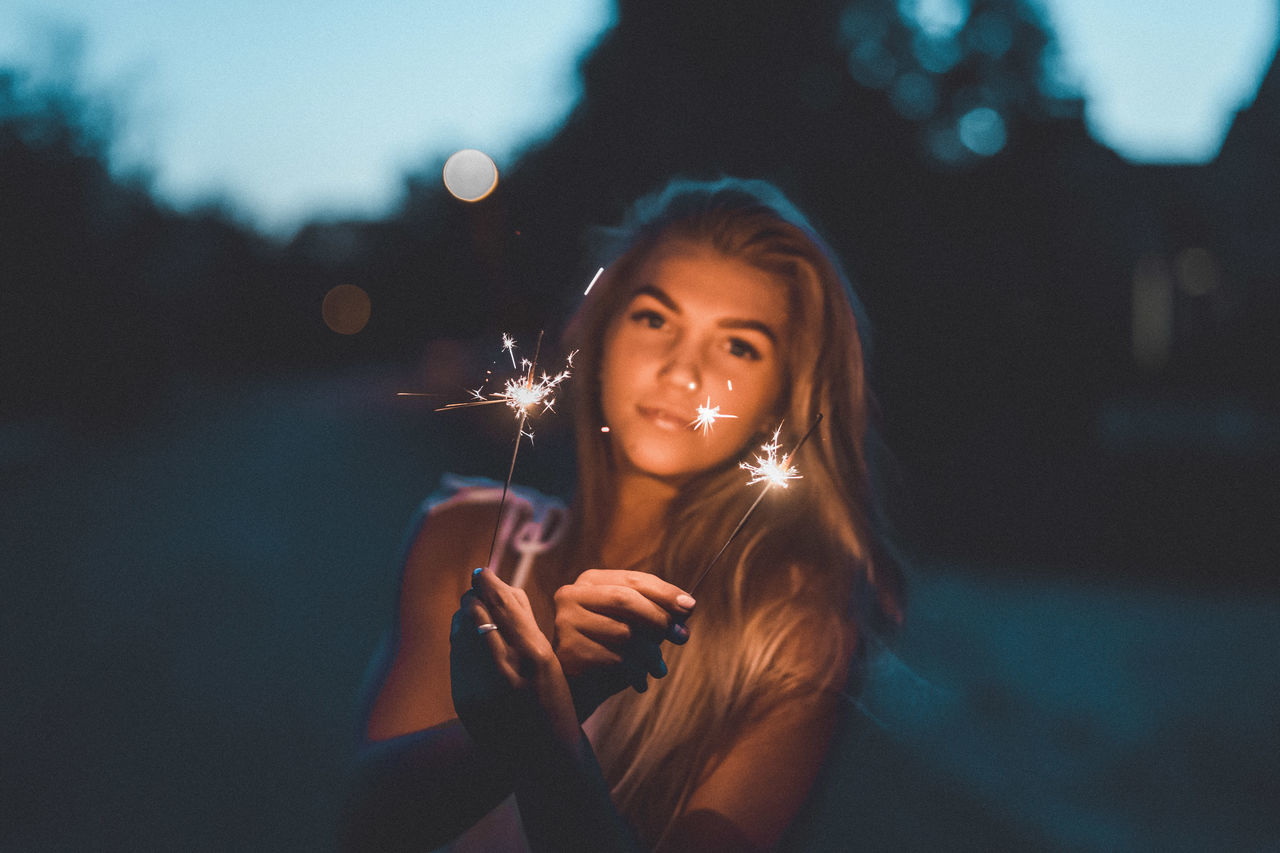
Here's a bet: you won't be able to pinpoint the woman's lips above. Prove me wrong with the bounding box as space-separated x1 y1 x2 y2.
637 404 690 431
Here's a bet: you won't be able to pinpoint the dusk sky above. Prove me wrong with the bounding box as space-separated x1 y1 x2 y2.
2 0 1275 234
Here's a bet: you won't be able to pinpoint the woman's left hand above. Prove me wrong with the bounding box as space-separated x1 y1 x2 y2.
450 567 580 766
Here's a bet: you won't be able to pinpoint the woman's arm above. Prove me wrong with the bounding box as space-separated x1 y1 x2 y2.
341 719 514 851
457 568 645 852
460 568 845 852
344 499 693 850
341 502 518 850
661 688 841 851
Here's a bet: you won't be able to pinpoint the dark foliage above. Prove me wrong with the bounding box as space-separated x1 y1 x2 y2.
3 0 1276 579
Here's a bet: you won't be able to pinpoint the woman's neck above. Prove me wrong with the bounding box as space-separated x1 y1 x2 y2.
599 471 681 570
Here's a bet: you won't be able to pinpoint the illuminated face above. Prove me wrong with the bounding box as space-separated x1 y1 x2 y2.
600 242 791 483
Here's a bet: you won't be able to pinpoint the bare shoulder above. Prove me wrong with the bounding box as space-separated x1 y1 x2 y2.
397 498 504 628
363 498 503 740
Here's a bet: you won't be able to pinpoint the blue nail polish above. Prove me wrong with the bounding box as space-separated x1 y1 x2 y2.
473 567 484 576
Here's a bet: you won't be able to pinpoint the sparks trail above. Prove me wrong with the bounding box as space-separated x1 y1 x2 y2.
689 413 823 594
739 424 805 488
421 331 576 565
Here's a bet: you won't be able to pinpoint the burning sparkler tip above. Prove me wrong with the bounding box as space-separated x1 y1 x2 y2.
691 396 738 435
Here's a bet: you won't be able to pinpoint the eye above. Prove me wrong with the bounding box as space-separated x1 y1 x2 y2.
630 309 666 330
727 337 761 360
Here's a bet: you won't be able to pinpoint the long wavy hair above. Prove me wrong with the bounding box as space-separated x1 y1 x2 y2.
557 177 904 846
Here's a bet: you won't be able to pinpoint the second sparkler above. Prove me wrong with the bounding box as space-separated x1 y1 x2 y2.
689 413 824 594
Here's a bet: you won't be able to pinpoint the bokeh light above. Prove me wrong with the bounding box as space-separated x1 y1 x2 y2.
848 40 897 89
969 9 1014 58
913 31 962 74
322 284 371 335
891 71 938 120
899 0 967 39
442 149 499 202
958 106 1008 156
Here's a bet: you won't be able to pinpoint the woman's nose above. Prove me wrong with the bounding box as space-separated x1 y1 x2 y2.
658 345 701 392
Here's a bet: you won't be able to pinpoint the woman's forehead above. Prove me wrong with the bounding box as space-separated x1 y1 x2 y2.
629 241 791 321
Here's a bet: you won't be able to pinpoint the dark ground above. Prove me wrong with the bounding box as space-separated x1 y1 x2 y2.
3 368 1277 851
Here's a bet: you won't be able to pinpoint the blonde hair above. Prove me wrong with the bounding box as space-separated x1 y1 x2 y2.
558 178 903 845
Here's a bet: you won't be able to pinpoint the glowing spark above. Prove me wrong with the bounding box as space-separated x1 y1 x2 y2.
584 267 604 295
690 396 737 435
739 426 801 488
500 368 570 417
429 331 575 564
434 353 572 423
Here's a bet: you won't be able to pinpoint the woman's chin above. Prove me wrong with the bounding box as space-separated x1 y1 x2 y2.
619 447 727 483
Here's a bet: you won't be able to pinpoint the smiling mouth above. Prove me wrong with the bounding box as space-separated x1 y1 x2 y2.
638 405 690 431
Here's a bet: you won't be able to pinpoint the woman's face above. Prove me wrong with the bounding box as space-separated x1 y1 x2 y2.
600 241 791 483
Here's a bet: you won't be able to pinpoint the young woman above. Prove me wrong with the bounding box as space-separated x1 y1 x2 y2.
343 178 904 851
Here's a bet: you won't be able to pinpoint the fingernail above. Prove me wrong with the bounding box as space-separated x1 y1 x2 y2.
655 660 668 678
676 594 696 610
473 567 484 576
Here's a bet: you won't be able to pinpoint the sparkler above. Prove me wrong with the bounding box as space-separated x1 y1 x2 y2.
430 331 575 563
690 396 737 435
739 425 803 487
689 413 823 593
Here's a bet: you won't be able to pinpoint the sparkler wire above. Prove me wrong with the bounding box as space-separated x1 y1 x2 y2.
406 329 572 567
688 413 823 594
486 331 545 565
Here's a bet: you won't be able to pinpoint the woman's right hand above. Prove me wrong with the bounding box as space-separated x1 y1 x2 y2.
552 569 695 720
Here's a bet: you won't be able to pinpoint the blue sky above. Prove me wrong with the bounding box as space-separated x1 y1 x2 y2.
1 1 1275 235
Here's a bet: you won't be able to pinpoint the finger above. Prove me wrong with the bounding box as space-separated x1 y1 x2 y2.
629 637 668 679
571 585 677 636
560 608 635 647
472 567 550 662
622 659 649 693
465 594 520 685
451 594 492 652
578 569 697 617
450 603 476 640
557 640 625 678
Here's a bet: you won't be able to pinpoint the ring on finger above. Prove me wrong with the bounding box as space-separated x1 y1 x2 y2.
476 623 499 635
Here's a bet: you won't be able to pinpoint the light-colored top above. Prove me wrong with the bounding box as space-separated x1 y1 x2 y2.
423 473 568 589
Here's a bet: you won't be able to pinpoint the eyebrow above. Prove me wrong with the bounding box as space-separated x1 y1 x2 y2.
632 284 779 345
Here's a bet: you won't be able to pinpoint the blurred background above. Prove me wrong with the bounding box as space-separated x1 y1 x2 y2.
2 0 1277 849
